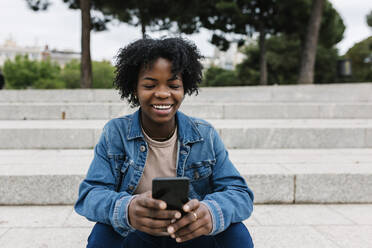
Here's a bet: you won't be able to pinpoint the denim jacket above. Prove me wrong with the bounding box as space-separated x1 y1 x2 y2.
75 109 254 237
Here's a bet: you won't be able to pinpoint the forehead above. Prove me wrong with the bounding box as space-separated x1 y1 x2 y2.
139 57 175 74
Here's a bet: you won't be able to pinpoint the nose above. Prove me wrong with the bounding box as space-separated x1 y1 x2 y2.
154 87 170 98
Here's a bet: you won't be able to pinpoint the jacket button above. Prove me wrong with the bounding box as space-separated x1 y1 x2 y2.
194 171 200 180
140 145 146 152
128 185 134 190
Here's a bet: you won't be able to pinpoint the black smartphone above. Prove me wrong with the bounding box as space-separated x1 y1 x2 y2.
152 177 189 212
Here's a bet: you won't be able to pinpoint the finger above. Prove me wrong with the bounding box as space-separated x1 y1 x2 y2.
182 199 200 212
137 195 167 210
139 217 173 229
144 208 182 220
175 218 203 236
133 203 181 220
167 210 200 234
175 226 207 243
140 225 169 236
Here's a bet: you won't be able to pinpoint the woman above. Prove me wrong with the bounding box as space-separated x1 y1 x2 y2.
75 37 254 247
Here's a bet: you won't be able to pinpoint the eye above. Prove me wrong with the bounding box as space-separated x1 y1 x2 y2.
169 84 180 89
143 85 155 89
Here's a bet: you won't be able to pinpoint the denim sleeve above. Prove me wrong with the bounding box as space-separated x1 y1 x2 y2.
201 127 254 235
74 127 135 236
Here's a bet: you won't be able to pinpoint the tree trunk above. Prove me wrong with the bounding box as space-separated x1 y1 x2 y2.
139 9 146 38
80 0 92 88
141 21 146 38
298 0 325 84
258 24 267 85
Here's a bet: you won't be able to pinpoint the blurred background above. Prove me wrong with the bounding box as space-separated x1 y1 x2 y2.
0 0 371 89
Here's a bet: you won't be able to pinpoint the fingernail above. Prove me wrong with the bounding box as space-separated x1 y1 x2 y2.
167 226 174 234
183 205 190 212
175 212 181 219
176 238 182 243
159 202 166 209
171 218 176 223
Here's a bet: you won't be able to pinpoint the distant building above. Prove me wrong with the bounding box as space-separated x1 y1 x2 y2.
201 42 247 70
0 38 42 66
41 45 80 67
0 38 80 67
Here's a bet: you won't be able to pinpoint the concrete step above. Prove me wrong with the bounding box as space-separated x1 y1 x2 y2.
1 119 372 149
3 102 372 120
1 149 372 205
1 204 372 248
1 83 372 103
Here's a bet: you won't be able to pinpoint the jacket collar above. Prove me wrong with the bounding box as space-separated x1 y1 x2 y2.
127 109 203 145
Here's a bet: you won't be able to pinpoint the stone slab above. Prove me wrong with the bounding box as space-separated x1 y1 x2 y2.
314 226 372 248
64 209 95 228
1 119 372 149
1 205 372 248
296 174 372 203
0 128 96 149
328 204 372 225
251 204 353 225
4 102 372 120
1 149 372 204
244 174 294 203
1 83 372 103
270 83 372 102
0 206 72 227
249 226 339 248
220 127 367 149
0 175 84 204
0 227 91 248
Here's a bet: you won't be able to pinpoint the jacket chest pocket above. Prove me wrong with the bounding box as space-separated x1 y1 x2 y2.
112 155 130 192
184 160 214 182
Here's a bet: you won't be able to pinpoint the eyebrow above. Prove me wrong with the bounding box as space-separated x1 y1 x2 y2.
142 75 180 82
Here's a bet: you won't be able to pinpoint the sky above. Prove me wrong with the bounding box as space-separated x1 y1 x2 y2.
0 0 371 62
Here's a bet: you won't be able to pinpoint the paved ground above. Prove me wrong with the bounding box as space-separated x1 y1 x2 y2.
0 204 371 248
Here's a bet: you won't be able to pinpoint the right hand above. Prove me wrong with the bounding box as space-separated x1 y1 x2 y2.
128 191 182 235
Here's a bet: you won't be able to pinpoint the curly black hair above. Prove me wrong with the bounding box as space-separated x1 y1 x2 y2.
114 37 204 107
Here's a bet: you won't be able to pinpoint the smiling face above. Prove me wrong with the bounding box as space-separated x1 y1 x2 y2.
136 57 184 136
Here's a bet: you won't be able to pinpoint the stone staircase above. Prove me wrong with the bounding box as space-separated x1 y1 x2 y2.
1 83 372 206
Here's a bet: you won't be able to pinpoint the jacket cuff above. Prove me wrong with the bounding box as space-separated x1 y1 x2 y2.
201 199 225 235
112 194 136 232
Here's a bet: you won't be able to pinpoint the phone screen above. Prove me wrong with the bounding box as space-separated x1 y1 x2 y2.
152 177 189 211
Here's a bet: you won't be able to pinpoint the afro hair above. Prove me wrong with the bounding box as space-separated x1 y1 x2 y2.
114 37 204 107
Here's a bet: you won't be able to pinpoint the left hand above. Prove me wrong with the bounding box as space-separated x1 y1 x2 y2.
166 199 213 243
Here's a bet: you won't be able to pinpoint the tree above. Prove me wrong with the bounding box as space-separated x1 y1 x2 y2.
196 0 279 85
203 66 241 86
367 10 372 27
345 36 372 82
2 55 61 89
25 0 121 88
237 34 340 85
297 0 325 84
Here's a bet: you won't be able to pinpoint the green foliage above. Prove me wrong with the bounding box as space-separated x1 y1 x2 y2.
203 66 241 86
2 56 116 89
237 34 340 85
33 78 66 89
3 55 61 89
367 10 372 27
92 61 115 88
345 36 372 82
58 59 80 88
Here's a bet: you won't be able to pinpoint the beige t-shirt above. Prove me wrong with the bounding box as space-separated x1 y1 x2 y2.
134 127 178 194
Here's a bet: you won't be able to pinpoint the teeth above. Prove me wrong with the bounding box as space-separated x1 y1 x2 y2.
153 105 172 109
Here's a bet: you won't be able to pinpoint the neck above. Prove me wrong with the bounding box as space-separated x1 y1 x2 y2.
140 117 176 141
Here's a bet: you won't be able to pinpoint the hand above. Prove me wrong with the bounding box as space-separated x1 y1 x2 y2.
128 191 182 236
167 199 213 243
